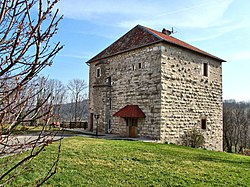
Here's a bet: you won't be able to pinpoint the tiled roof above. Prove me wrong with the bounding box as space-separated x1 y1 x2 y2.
145 26 226 62
113 105 146 118
87 25 225 63
87 25 160 63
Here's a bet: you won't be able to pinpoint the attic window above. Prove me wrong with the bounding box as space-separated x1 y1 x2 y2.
96 67 101 78
201 118 207 129
203 63 208 76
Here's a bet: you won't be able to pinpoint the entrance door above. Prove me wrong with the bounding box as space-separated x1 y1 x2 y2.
127 118 138 138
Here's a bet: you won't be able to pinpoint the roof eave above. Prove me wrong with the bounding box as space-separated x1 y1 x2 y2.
143 25 226 62
86 40 163 64
162 40 226 62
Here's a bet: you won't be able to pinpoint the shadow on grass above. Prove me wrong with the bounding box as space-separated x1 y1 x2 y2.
195 154 250 169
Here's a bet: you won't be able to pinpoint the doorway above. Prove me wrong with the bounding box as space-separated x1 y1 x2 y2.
127 118 138 138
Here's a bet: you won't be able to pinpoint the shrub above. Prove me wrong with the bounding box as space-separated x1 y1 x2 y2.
182 128 205 148
244 149 250 156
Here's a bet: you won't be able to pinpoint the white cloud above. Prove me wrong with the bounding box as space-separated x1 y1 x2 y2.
119 0 234 29
55 0 159 22
186 17 250 42
56 0 233 29
58 53 91 59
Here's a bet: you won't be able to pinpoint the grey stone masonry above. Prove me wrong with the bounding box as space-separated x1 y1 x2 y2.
88 25 224 151
89 43 162 139
160 43 223 151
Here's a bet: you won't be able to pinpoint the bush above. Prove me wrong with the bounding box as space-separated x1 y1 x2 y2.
182 128 205 148
244 149 250 156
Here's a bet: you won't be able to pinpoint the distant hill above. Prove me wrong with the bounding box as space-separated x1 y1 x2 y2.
54 100 88 121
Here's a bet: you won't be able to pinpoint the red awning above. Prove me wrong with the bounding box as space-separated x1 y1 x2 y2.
113 105 146 118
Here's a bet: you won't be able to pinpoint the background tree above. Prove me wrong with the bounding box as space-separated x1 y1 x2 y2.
67 79 87 122
46 78 67 123
0 0 63 185
223 100 250 153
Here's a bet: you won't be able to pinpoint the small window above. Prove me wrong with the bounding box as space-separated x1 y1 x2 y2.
138 63 142 69
201 118 206 129
108 119 111 129
203 63 208 76
109 97 112 110
106 77 111 86
96 67 101 78
132 64 135 71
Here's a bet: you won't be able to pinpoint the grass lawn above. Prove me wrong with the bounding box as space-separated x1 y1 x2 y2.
1 136 250 186
1 124 84 135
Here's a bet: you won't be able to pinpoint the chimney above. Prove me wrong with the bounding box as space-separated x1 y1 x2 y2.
162 28 171 36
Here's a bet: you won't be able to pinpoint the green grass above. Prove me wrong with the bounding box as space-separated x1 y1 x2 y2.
1 124 84 135
1 136 250 186
1 125 49 135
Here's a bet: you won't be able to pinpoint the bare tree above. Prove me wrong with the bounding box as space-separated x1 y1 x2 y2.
223 100 234 152
67 79 87 122
46 79 67 123
223 100 250 153
0 0 63 185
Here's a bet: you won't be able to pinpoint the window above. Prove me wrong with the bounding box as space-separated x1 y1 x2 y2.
201 118 206 129
108 119 111 129
132 64 135 71
138 62 142 69
203 63 208 76
106 77 111 86
109 97 112 110
96 67 101 78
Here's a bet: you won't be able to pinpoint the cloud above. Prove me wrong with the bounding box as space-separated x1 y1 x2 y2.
119 0 234 29
58 53 92 59
55 0 158 22
56 0 233 29
186 17 250 42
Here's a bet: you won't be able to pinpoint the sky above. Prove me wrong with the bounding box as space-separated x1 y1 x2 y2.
41 0 250 101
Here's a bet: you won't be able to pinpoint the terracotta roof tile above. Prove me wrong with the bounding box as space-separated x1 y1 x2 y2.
113 105 146 118
87 25 225 63
144 26 226 62
87 25 160 63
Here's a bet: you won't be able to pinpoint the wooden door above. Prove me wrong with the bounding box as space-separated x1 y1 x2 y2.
128 118 137 138
129 126 137 138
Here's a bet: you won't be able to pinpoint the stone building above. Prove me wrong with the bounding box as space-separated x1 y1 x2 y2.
86 25 226 151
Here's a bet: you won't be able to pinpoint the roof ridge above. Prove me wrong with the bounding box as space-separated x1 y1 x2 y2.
86 25 226 63
139 25 164 41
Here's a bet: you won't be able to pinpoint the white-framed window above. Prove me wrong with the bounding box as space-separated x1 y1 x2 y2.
96 67 101 78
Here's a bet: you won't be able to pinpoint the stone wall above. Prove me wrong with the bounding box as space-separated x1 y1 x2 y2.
89 61 110 132
88 42 223 151
89 43 163 138
160 43 223 151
